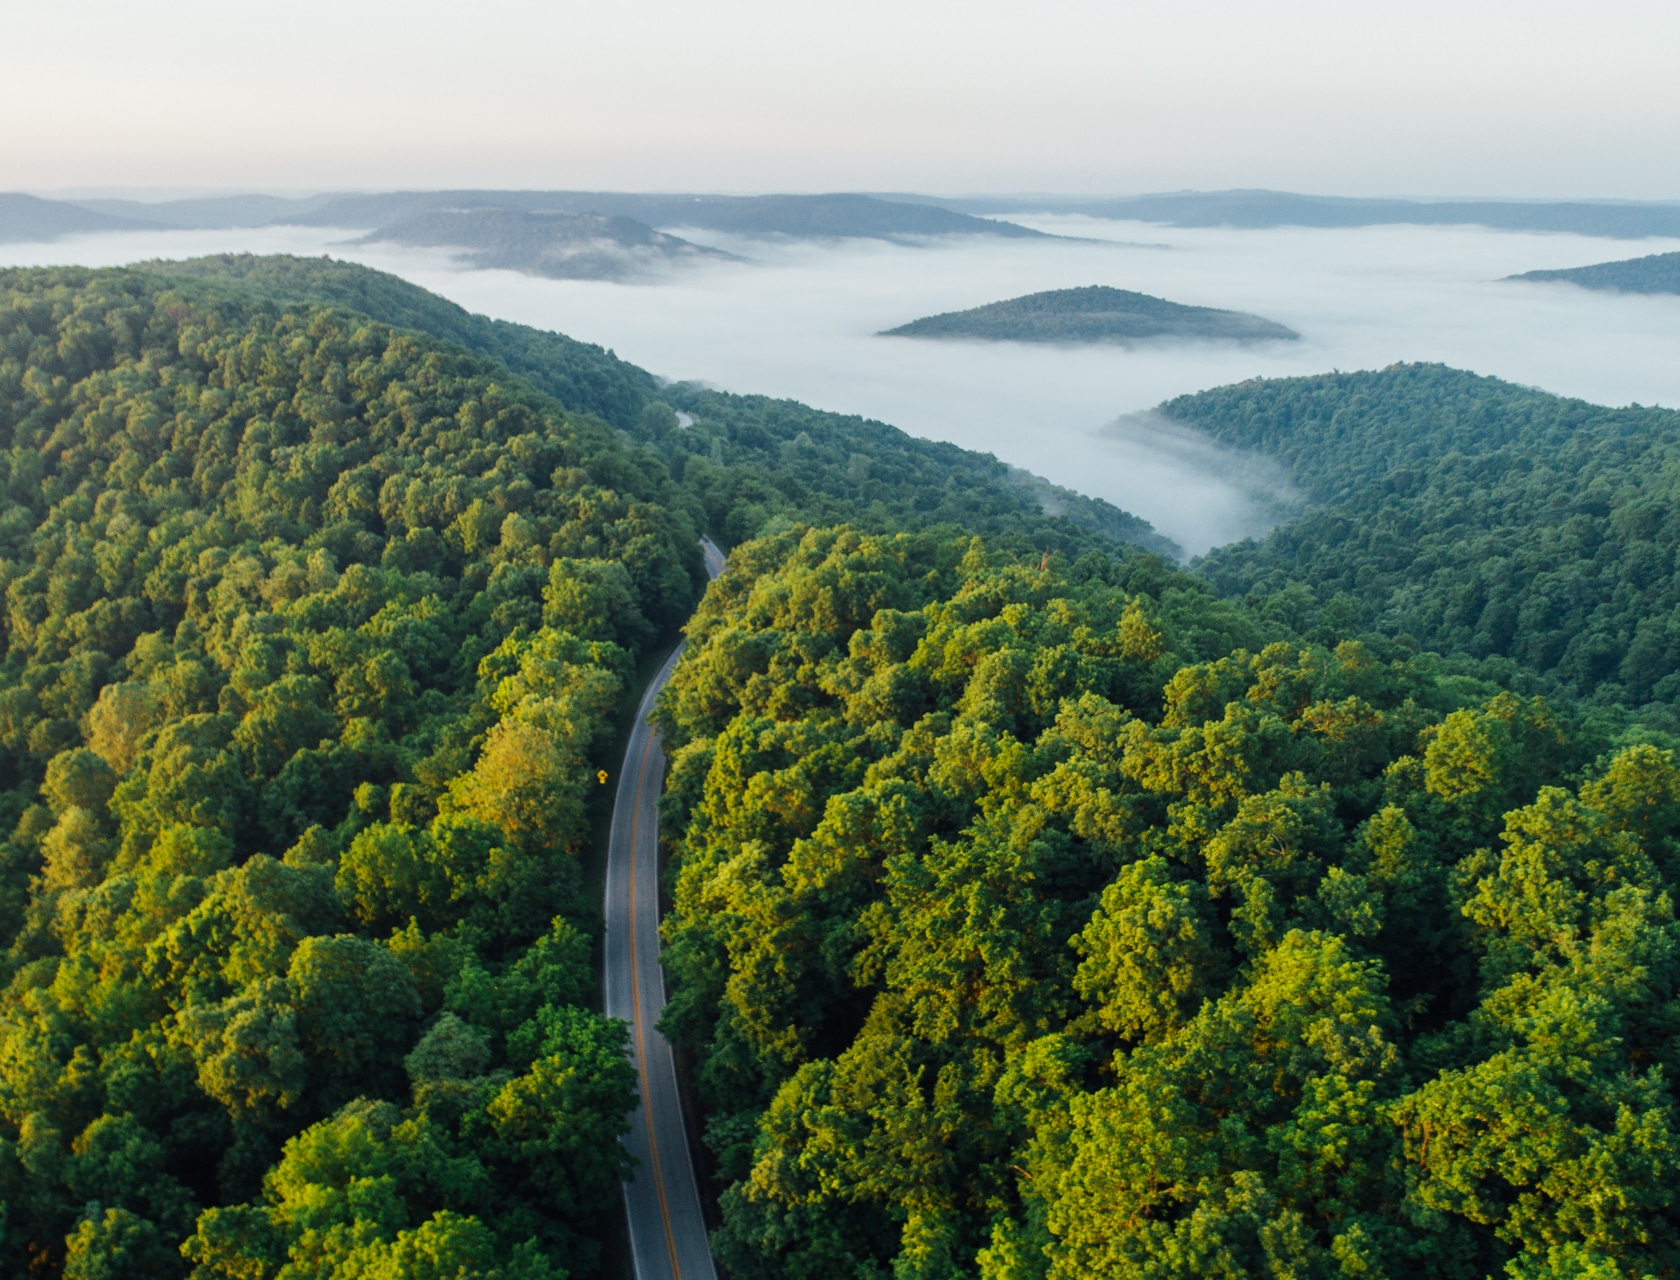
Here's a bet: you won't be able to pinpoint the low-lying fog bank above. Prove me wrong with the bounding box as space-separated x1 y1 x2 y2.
7 216 1680 555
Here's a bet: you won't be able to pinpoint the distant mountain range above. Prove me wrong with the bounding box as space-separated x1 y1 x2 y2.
0 193 151 241
358 208 736 281
73 193 340 228
0 189 1043 246
13 187 1680 244
15 186 1680 281
882 285 1299 345
903 189 1680 240
293 190 1048 241
0 189 1054 283
1507 249 1680 295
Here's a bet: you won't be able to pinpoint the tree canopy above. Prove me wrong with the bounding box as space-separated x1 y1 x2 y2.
0 263 693 1277
655 523 1680 1280
1177 363 1680 722
6 255 1679 1279
148 256 1178 560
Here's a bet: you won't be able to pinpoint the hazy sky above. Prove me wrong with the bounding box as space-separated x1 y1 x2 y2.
7 0 1679 198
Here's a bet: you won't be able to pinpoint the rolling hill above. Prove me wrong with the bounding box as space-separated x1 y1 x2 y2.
0 193 149 241
882 284 1298 344
1508 249 1680 295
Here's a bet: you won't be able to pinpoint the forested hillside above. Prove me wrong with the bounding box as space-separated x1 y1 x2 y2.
150 257 1173 558
882 285 1298 345
0 256 1191 1276
148 255 662 428
648 387 1179 557
8 253 1678 1280
1509 249 1680 296
657 524 1679 1280
1174 364 1680 718
0 264 705 1276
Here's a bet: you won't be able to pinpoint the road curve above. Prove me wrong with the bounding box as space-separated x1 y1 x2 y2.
604 537 726 1280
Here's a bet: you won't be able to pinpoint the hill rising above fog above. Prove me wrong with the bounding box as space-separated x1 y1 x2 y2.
0 190 1046 244
356 208 734 281
0 188 1049 248
1175 362 1680 711
1508 249 1680 295
882 284 1298 344
144 253 1177 555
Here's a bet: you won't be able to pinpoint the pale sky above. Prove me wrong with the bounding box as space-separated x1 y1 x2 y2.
6 0 1679 199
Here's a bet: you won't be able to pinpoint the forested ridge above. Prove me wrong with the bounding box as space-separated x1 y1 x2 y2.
641 387 1178 557
881 285 1298 346
147 255 662 429
657 525 1679 1280
1177 363 1680 720
1509 250 1680 296
149 256 1172 559
0 263 704 1277
648 361 1680 1278
6 255 1680 1280
356 211 732 283
0 256 1185 1276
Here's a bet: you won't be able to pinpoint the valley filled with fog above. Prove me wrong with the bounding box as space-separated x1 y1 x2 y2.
10 214 1680 555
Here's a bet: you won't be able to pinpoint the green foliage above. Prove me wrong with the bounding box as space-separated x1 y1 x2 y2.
149 255 1175 563
0 263 693 1274
181 1097 581 1279
654 388 1180 557
147 254 660 429
11 250 1680 1279
66 1206 182 1280
1071 855 1216 1041
659 523 1679 1280
1180 363 1680 715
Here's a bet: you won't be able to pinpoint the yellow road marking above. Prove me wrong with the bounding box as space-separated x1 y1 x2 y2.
627 718 685 1280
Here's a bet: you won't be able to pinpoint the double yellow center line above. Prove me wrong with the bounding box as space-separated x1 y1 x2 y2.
626 718 685 1280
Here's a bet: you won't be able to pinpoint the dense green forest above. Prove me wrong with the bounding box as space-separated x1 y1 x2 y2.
149 255 662 429
1175 364 1680 721
656 524 1678 1280
881 286 1298 345
5 254 1679 1279
149 257 1172 558
0 263 707 1277
1509 250 1680 295
645 387 1178 557
0 256 1188 1276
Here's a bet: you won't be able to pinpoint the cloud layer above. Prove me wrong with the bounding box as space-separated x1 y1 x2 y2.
7 213 1680 554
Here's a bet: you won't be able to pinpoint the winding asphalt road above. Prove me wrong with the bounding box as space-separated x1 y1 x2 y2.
603 537 726 1280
